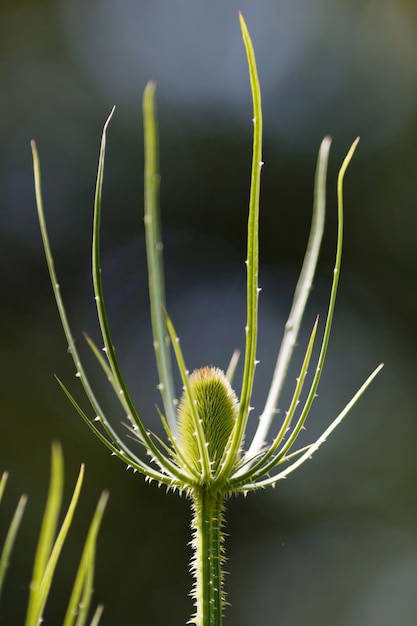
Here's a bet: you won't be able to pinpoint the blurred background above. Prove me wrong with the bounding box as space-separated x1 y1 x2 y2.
1 0 416 624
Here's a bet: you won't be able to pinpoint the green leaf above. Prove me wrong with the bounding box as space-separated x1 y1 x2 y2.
0 473 27 602
26 443 79 626
63 491 109 626
23 445 108 625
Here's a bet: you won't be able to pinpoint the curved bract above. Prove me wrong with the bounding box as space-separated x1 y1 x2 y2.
32 12 382 626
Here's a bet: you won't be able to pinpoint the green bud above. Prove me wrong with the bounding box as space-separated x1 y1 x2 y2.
177 367 239 475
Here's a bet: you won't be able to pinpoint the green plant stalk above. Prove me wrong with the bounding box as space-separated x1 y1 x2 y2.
191 489 225 626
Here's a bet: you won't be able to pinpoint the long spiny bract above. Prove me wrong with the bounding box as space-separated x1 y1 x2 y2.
246 136 331 459
212 12 263 490
143 81 177 435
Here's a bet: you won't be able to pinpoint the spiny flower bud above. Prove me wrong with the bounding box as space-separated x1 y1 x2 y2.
177 367 239 474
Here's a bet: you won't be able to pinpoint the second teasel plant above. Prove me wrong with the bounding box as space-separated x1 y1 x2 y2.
31 13 383 626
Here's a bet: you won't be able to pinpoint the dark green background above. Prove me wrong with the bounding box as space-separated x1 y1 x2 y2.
1 1 416 624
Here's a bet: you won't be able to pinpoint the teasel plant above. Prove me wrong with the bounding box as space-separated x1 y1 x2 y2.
31 13 383 626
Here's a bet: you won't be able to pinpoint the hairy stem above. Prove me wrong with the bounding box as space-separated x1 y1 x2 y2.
190 489 226 626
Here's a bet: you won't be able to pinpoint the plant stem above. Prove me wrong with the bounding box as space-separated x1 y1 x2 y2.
191 489 226 626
